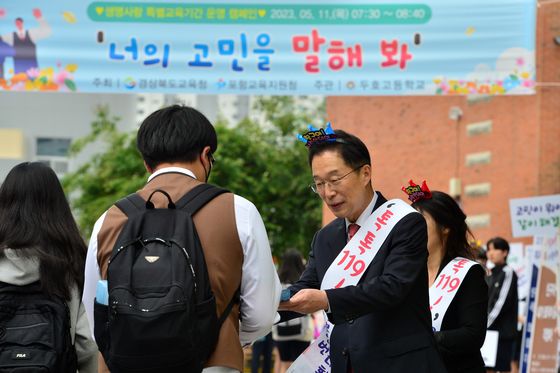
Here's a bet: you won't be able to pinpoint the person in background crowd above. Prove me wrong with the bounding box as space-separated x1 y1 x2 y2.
251 332 273 373
486 237 518 373
472 240 490 275
272 249 313 373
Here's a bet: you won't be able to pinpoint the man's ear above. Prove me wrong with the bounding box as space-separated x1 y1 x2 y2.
202 145 212 157
361 164 372 185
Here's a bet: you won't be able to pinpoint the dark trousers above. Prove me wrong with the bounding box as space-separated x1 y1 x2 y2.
251 333 273 373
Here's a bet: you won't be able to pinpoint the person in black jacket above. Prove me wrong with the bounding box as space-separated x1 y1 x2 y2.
409 187 488 373
486 237 518 373
279 129 446 373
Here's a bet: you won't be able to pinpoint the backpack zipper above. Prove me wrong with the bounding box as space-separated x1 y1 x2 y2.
178 245 198 294
111 300 187 315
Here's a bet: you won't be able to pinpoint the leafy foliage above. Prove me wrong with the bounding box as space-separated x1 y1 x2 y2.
62 107 147 237
63 97 324 256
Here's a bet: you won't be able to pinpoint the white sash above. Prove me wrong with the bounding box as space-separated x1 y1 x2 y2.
429 257 479 332
287 199 416 373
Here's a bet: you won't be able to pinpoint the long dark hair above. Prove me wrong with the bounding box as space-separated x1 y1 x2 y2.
412 191 475 260
0 162 87 299
278 249 306 284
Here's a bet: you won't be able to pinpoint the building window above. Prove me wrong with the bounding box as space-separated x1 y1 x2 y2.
466 120 492 136
465 151 492 166
35 137 71 175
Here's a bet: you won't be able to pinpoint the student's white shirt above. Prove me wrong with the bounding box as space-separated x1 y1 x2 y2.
82 167 281 347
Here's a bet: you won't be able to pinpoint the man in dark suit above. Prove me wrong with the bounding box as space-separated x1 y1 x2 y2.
280 129 447 373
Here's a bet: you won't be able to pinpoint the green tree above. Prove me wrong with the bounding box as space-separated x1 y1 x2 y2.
64 97 324 256
62 106 147 237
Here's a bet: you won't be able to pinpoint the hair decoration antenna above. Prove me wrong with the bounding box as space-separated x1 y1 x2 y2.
297 122 338 147
401 179 432 203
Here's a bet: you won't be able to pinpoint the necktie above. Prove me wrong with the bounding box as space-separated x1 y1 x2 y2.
347 223 360 242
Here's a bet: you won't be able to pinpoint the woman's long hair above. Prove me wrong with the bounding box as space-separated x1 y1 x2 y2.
0 162 86 299
412 191 475 260
278 249 306 284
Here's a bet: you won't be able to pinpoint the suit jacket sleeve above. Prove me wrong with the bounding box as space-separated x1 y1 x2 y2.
291 231 321 293
325 213 428 320
435 265 488 354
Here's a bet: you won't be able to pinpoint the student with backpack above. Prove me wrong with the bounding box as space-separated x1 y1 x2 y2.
0 162 98 373
82 105 282 373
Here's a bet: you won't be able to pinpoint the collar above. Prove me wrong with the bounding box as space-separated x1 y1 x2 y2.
345 191 378 230
491 263 507 273
147 166 197 182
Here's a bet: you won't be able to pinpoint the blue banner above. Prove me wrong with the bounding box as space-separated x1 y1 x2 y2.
0 0 536 95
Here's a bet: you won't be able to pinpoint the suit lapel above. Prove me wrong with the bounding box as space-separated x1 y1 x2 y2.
324 219 347 269
372 191 388 213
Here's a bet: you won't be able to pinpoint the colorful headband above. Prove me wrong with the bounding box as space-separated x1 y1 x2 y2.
297 122 339 147
402 179 432 204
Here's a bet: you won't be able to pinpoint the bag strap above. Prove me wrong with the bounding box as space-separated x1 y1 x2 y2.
218 287 241 327
176 184 236 326
115 184 229 217
175 183 229 214
114 193 145 217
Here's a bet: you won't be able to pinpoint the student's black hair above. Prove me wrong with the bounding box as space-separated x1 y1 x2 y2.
137 105 218 170
412 190 475 260
278 249 306 284
476 248 487 261
307 129 371 169
486 237 510 259
0 162 87 300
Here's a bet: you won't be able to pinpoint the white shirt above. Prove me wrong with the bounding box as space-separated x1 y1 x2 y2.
82 167 281 347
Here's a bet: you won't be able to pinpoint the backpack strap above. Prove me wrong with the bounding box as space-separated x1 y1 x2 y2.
175 183 229 215
114 193 146 217
176 184 238 326
218 287 241 327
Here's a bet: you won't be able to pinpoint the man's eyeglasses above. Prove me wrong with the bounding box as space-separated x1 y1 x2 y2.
310 164 365 194
208 153 216 166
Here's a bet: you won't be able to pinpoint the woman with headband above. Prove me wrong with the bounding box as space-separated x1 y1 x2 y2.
402 180 488 373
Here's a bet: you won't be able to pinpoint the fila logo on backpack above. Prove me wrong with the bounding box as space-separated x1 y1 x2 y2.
94 184 239 373
0 282 78 373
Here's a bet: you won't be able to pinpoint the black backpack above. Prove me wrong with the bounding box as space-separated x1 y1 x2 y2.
95 184 239 373
0 282 77 373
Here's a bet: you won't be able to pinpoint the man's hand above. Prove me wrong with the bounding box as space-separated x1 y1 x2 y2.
278 289 328 314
